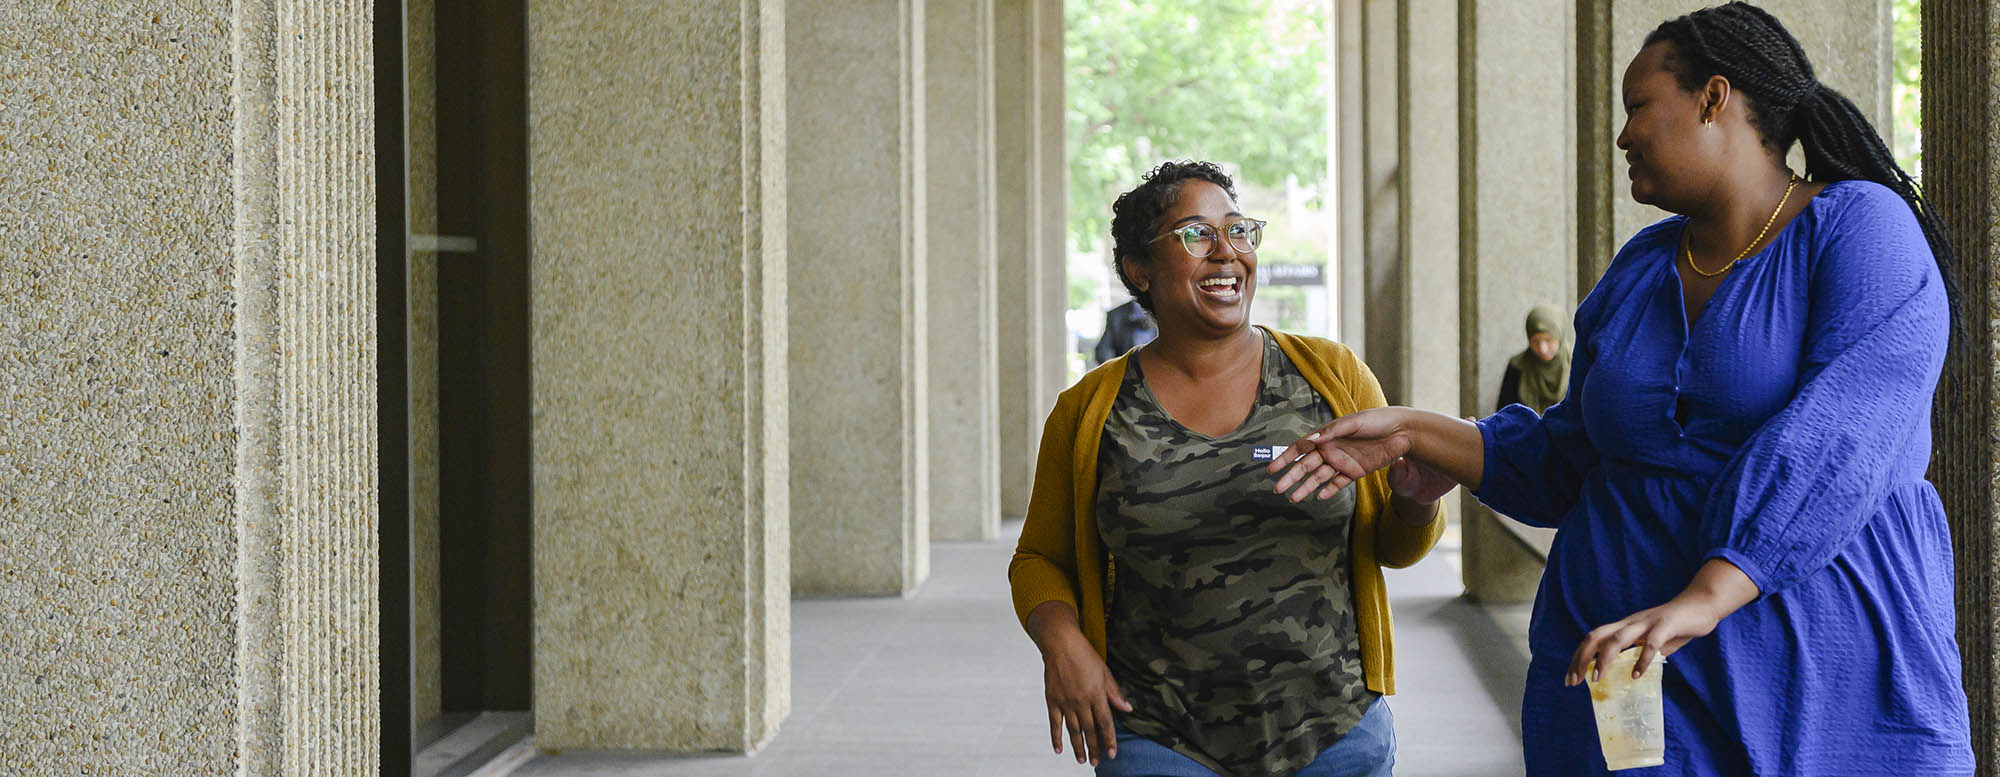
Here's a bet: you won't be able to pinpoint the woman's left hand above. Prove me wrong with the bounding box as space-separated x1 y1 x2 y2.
1565 597 1720 687
1387 456 1455 504
1566 558 1761 686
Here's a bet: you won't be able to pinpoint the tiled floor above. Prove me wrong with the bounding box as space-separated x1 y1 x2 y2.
508 523 1532 777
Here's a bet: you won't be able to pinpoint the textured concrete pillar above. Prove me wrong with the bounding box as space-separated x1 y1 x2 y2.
995 0 1043 517
1924 0 2000 768
1342 0 1458 412
1 2 380 774
1361 0 1405 404
1458 0 1577 603
1398 0 1460 416
1334 0 1368 350
527 0 790 751
788 0 930 595
243 4 384 769
1032 0 1069 406
405 0 445 734
926 0 1004 541
1461 515 1550 603
1579 0 1892 287
1574 0 1617 289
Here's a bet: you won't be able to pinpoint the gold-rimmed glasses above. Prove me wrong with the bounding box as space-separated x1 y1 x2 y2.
1146 218 1267 258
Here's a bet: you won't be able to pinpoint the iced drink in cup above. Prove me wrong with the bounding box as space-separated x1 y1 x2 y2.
1586 648 1666 770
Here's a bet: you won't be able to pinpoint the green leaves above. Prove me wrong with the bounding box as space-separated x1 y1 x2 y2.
1066 0 1329 250
1890 0 1920 181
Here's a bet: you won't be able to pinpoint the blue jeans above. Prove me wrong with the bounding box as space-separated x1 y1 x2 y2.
1095 696 1397 777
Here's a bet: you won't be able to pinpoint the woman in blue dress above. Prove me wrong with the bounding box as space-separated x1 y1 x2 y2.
1267 3 1973 774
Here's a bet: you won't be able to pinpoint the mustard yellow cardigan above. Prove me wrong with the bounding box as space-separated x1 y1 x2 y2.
1007 327 1445 695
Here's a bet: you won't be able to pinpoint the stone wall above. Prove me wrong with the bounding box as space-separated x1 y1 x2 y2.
926 0 1004 542
0 1 380 773
786 0 930 595
527 0 790 750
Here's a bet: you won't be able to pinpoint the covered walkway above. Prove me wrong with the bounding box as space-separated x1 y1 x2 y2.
507 524 1530 776
19 2 2000 774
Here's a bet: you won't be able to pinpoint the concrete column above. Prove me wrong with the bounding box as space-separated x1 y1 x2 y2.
1 2 380 773
1334 0 1368 350
788 0 930 595
1398 0 1460 416
1341 0 1457 414
527 0 790 751
995 0 1043 517
405 0 445 735
1361 0 1405 404
1574 0 1617 291
1032 0 1070 405
245 4 384 769
1581 1 1892 289
1924 0 2000 765
1458 0 1577 603
926 0 1004 541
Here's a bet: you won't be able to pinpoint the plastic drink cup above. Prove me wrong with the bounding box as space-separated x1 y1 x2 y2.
1586 648 1666 770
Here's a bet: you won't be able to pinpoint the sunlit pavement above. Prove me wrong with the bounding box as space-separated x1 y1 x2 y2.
509 521 1530 777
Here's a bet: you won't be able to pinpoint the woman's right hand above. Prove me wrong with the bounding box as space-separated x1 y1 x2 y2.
1268 407 1416 501
1028 603 1133 765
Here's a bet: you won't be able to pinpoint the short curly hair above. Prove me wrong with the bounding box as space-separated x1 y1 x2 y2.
1109 160 1239 314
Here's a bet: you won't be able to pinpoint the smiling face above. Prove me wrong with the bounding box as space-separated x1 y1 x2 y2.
1120 180 1258 338
1616 41 1725 210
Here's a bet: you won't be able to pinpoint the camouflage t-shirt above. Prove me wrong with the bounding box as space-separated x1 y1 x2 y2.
1096 329 1377 777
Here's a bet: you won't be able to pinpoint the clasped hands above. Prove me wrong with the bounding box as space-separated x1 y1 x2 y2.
1265 406 1456 515
1264 407 1759 684
1036 408 1758 766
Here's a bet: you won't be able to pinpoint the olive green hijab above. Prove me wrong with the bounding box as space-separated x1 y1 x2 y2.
1509 304 1570 413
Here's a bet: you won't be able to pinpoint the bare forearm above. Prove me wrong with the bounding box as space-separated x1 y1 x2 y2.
1025 600 1088 656
1397 409 1488 490
1566 557 1760 684
1389 492 1441 527
1678 558 1760 618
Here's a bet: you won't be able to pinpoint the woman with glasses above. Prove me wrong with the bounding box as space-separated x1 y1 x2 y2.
1269 4 1973 774
1009 160 1446 777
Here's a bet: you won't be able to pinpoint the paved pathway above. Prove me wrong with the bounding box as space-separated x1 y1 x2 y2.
510 523 1531 776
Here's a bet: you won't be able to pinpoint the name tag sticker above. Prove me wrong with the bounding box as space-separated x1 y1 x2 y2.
1252 445 1279 461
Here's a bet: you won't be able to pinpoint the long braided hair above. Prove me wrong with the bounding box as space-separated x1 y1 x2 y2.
1645 2 1961 328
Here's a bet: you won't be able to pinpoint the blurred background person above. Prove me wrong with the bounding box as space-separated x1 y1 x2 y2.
1496 304 1570 414
1092 297 1159 366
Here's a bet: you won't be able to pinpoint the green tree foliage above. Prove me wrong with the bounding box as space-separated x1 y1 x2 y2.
1070 272 1101 310
1066 0 1328 252
1890 0 1920 181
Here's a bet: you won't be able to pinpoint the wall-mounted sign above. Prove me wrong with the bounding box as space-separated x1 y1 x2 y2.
1263 264 1325 287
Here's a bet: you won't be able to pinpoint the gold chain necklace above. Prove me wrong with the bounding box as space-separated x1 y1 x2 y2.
1684 176 1802 278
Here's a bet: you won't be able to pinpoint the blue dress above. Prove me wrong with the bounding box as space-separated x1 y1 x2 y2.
1475 181 1974 776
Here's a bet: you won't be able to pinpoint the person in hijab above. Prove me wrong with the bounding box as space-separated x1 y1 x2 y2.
1496 304 1570 414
